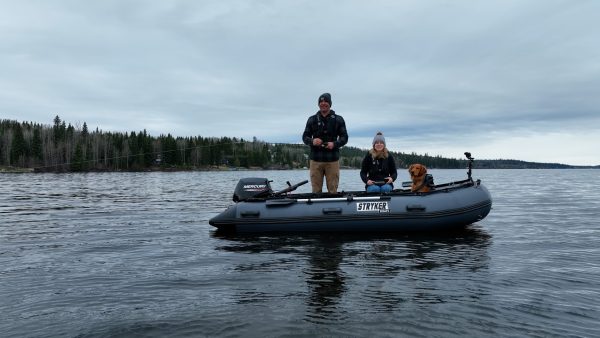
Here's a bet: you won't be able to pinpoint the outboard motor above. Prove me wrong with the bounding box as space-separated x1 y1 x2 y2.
232 178 273 202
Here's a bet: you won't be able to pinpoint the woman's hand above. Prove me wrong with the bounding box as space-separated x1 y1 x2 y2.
385 177 393 184
367 179 374 186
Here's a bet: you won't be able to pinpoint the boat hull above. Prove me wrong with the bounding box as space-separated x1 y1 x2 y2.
209 181 492 233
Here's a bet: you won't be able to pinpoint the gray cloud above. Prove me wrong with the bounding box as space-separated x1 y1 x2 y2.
1 0 599 165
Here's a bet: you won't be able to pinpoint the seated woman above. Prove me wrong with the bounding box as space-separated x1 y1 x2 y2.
360 131 398 193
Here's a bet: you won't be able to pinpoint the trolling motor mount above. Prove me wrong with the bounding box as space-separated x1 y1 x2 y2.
464 152 474 180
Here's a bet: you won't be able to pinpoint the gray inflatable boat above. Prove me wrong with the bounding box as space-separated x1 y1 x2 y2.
209 154 492 233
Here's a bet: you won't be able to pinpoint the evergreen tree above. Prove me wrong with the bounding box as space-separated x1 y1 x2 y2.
82 122 89 138
31 127 43 162
10 123 27 166
72 143 83 171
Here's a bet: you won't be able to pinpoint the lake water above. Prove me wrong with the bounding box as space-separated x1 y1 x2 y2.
1 169 599 337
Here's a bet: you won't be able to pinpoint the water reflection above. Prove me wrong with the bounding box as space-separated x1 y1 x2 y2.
212 227 491 321
303 236 346 318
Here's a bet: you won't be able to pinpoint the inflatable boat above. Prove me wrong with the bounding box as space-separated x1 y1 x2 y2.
209 153 492 233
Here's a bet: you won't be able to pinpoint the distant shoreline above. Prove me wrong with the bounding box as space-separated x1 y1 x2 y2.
1 165 597 174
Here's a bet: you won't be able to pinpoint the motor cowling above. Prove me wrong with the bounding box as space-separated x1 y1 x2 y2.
233 178 273 202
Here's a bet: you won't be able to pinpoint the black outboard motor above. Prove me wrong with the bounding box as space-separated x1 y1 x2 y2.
232 178 273 202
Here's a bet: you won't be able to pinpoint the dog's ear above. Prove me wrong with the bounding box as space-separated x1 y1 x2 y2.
419 164 427 176
408 164 414 173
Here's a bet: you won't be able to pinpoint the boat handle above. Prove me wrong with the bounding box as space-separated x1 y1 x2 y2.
240 211 260 217
406 204 426 211
322 208 342 215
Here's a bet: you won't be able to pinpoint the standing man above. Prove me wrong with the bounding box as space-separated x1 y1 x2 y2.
302 93 348 193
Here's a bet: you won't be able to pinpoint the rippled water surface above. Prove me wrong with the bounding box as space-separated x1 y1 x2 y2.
1 169 599 337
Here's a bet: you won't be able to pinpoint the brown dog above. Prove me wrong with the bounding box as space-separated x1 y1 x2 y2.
408 163 431 192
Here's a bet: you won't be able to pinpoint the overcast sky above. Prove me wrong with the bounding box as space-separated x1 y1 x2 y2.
2 1 599 165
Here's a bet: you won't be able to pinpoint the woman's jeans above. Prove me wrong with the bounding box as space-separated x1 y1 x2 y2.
366 184 393 193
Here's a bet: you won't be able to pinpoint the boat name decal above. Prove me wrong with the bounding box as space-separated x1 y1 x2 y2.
243 184 268 191
356 201 389 213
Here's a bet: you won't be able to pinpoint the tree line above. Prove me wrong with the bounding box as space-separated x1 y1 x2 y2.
1 116 283 171
1 116 591 172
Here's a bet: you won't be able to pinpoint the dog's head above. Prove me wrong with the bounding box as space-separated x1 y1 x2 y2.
408 163 427 179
